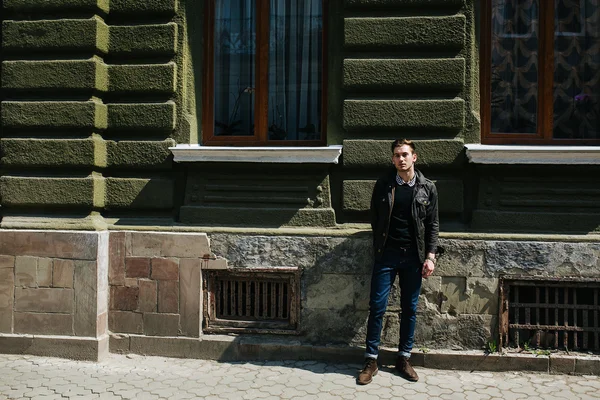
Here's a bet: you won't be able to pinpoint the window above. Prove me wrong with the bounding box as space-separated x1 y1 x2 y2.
481 0 600 144
202 0 326 146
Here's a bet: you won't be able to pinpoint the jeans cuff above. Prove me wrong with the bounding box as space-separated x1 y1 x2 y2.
398 351 411 359
365 353 378 360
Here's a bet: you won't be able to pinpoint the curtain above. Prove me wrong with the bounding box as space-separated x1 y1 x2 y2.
268 0 323 141
214 0 256 136
213 0 323 140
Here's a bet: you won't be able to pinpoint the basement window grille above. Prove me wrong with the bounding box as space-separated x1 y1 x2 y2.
203 267 300 334
499 276 600 352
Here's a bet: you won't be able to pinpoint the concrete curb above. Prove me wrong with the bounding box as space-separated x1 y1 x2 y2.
108 334 600 375
2 332 597 376
0 334 109 361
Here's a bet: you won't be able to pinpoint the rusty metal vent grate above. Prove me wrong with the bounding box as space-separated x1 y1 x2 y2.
203 268 300 334
499 276 600 352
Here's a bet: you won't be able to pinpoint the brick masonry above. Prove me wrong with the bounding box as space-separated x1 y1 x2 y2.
0 231 106 340
108 232 209 338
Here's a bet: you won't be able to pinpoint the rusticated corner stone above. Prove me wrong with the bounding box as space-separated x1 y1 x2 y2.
179 259 200 337
37 258 53 287
158 280 178 313
14 312 73 335
15 288 74 313
97 312 108 337
110 286 139 311
0 231 99 260
138 280 157 312
0 265 15 333
53 259 75 288
127 231 211 258
74 260 98 337
15 256 37 287
125 257 150 279
151 258 179 280
144 313 179 336
109 311 143 334
0 255 15 269
202 257 227 270
109 232 126 286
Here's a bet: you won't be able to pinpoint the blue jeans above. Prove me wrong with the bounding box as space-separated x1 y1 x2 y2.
365 247 422 359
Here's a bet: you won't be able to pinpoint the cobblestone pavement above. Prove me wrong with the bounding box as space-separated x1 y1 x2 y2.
0 354 599 400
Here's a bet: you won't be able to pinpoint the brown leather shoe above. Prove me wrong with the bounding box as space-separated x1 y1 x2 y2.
395 356 419 382
357 358 378 385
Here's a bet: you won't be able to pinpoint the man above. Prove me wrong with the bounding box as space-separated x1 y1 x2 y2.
357 139 439 384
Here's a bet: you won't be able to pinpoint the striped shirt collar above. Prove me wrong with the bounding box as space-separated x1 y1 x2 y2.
396 173 416 187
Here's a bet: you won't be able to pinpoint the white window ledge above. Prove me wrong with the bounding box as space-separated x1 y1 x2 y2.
465 144 600 164
170 145 343 164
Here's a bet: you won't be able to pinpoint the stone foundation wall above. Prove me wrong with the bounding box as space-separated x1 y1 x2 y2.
208 234 600 351
0 231 109 360
107 231 217 338
1 229 598 360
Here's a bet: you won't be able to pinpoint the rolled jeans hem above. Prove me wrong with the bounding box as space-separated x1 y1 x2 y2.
398 351 411 359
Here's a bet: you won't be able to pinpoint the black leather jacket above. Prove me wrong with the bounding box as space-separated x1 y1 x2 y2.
370 168 439 263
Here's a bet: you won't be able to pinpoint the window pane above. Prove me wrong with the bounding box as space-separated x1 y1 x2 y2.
214 1 256 136
490 0 539 134
268 0 323 141
553 0 599 139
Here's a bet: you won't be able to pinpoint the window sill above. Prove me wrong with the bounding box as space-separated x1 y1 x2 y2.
170 145 343 164
465 144 600 165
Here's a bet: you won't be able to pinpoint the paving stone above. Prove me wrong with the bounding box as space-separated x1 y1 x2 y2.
0 354 599 399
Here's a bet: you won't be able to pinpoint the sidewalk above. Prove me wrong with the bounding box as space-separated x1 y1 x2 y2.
0 353 599 400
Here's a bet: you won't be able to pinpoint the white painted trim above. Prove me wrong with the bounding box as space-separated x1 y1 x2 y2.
170 144 343 164
465 144 600 165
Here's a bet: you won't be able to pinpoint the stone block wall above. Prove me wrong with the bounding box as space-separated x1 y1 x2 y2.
108 232 215 338
1 0 181 229
209 233 600 351
0 230 108 360
0 229 220 359
338 0 477 225
1 229 598 360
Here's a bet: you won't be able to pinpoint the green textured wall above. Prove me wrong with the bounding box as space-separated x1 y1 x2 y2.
1 0 595 234
471 165 600 234
337 0 476 228
1 0 181 228
0 0 479 229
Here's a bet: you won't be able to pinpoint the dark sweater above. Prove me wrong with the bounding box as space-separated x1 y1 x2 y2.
385 183 415 249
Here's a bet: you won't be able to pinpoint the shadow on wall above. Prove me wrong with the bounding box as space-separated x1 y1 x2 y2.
175 163 337 228
470 165 600 235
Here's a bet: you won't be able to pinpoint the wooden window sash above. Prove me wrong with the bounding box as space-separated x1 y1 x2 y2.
481 1 600 145
202 0 327 147
255 0 269 143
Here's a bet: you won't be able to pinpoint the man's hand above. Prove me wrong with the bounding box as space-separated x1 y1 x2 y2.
422 254 435 278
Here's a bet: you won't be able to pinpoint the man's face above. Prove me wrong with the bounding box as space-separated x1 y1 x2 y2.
392 145 417 173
